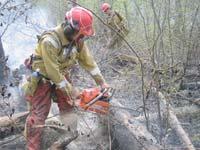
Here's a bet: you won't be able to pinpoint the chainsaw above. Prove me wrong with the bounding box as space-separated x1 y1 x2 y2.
78 87 114 114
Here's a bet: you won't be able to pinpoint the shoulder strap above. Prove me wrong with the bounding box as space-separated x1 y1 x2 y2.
37 30 63 54
76 41 84 53
51 30 62 47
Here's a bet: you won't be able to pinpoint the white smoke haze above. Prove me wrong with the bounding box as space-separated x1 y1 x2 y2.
2 4 54 69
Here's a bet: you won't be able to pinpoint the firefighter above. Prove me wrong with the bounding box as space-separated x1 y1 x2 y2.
23 6 108 150
101 3 129 48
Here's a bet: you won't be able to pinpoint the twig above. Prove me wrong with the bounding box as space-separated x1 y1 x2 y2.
0 0 10 10
1 2 29 11
109 65 122 74
0 103 37 149
154 62 181 72
0 134 22 146
0 3 32 38
172 92 200 106
33 124 69 133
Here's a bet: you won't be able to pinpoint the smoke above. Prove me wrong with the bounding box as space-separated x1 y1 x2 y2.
2 4 54 69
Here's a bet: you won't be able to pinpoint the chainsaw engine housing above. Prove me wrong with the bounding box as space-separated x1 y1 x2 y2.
79 87 110 114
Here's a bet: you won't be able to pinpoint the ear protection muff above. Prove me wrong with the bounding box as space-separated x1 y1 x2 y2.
63 20 76 37
63 20 80 39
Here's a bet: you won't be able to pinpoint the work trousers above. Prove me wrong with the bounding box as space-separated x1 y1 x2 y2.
25 81 73 150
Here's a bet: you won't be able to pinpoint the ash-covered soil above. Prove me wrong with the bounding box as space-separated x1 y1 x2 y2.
0 46 200 149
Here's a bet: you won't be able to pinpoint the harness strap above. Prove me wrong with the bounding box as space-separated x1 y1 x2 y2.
37 30 63 55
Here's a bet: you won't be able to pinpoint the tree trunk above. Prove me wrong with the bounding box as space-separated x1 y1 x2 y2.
174 0 183 36
0 111 78 149
72 0 77 7
0 37 5 59
0 37 5 83
110 99 162 150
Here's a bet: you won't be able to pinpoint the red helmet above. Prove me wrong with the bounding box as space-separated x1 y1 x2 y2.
65 7 94 36
101 3 111 13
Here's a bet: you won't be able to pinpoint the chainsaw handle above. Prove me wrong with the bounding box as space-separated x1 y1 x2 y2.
84 88 109 109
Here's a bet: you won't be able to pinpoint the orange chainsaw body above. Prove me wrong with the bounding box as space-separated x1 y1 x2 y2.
79 87 110 114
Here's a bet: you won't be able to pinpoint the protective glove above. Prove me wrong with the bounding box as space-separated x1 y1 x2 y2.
100 83 112 99
71 87 81 100
59 83 81 105
58 79 73 96
100 83 109 90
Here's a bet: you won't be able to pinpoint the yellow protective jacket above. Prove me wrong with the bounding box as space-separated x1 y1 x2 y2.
24 24 105 96
106 11 129 36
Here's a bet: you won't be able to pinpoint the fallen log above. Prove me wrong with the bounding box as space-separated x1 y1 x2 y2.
173 105 200 117
0 111 29 138
0 111 29 127
116 54 138 64
180 82 200 90
0 112 78 149
172 91 200 106
192 98 200 105
0 126 78 150
155 89 195 150
110 99 162 150
66 112 110 150
134 105 200 122
41 125 78 150
0 106 111 150
0 98 198 150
